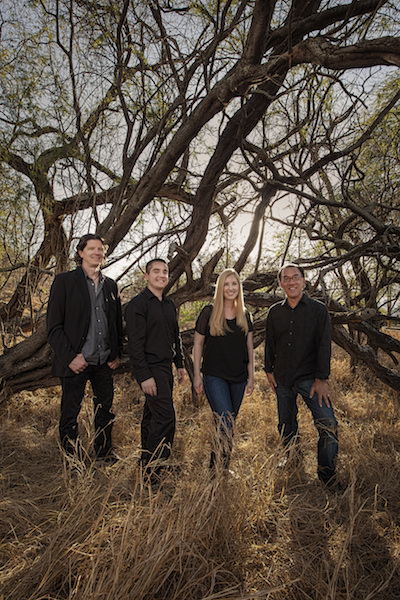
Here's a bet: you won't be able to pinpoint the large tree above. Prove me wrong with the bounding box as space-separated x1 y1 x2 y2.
1 0 400 395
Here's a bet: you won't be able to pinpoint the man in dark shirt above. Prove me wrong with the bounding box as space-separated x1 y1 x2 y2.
264 264 339 490
47 234 123 461
125 259 185 478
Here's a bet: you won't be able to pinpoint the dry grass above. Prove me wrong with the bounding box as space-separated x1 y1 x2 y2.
1 347 400 600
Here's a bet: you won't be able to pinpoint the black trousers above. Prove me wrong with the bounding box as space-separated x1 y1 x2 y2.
59 363 115 456
140 365 175 465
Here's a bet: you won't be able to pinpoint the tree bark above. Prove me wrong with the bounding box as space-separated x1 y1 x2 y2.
1 292 399 399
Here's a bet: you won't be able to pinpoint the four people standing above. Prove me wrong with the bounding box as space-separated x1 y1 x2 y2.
47 239 338 489
47 234 123 460
125 259 185 479
193 269 254 472
264 264 339 490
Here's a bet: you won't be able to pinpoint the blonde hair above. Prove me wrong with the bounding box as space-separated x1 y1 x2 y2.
209 269 249 336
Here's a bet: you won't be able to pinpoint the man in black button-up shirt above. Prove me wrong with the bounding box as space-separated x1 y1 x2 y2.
125 259 185 477
264 264 339 490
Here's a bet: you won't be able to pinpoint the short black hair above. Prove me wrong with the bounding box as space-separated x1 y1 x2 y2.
75 234 105 264
278 263 305 281
145 258 168 274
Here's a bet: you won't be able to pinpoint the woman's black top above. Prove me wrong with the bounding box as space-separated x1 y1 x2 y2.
195 305 252 383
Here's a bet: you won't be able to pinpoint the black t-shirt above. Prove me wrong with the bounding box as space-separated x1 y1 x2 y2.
195 305 253 383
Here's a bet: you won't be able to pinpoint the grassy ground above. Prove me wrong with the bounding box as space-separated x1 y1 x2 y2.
1 346 400 599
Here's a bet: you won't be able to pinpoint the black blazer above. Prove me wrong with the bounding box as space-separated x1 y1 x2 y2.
46 266 123 377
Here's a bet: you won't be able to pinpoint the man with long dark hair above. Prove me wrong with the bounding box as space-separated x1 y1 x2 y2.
47 234 123 461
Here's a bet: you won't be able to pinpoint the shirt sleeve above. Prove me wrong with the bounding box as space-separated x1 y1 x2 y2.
264 307 276 373
195 305 213 335
116 288 124 356
171 300 184 369
246 310 253 332
315 304 332 380
125 296 153 384
109 278 124 357
46 275 77 369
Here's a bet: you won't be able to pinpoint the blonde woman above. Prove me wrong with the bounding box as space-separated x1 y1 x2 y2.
193 269 254 471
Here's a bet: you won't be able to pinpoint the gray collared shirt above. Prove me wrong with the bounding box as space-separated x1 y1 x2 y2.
81 269 110 365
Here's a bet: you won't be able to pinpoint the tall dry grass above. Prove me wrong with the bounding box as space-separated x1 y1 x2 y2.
1 346 400 599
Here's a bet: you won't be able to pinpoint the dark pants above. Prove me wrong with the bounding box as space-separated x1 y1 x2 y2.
60 363 115 456
140 365 175 466
276 379 338 483
203 375 247 470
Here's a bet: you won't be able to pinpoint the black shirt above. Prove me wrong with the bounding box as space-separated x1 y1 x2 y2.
195 305 253 383
264 294 331 386
125 287 184 384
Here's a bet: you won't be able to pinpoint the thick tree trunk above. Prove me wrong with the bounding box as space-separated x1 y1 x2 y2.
331 324 400 390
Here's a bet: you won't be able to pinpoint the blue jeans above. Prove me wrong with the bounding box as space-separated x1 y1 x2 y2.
203 375 247 469
276 379 338 483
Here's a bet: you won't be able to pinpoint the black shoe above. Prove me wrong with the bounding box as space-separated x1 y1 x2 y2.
323 476 344 494
62 439 85 461
140 468 162 492
96 450 119 465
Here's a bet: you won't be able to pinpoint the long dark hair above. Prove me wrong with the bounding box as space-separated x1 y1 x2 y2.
74 234 105 265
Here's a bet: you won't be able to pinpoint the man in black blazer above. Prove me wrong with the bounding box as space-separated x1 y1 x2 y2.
47 234 123 460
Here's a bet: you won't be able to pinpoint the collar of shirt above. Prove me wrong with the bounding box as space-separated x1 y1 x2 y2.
282 293 308 308
82 266 104 284
144 286 166 301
